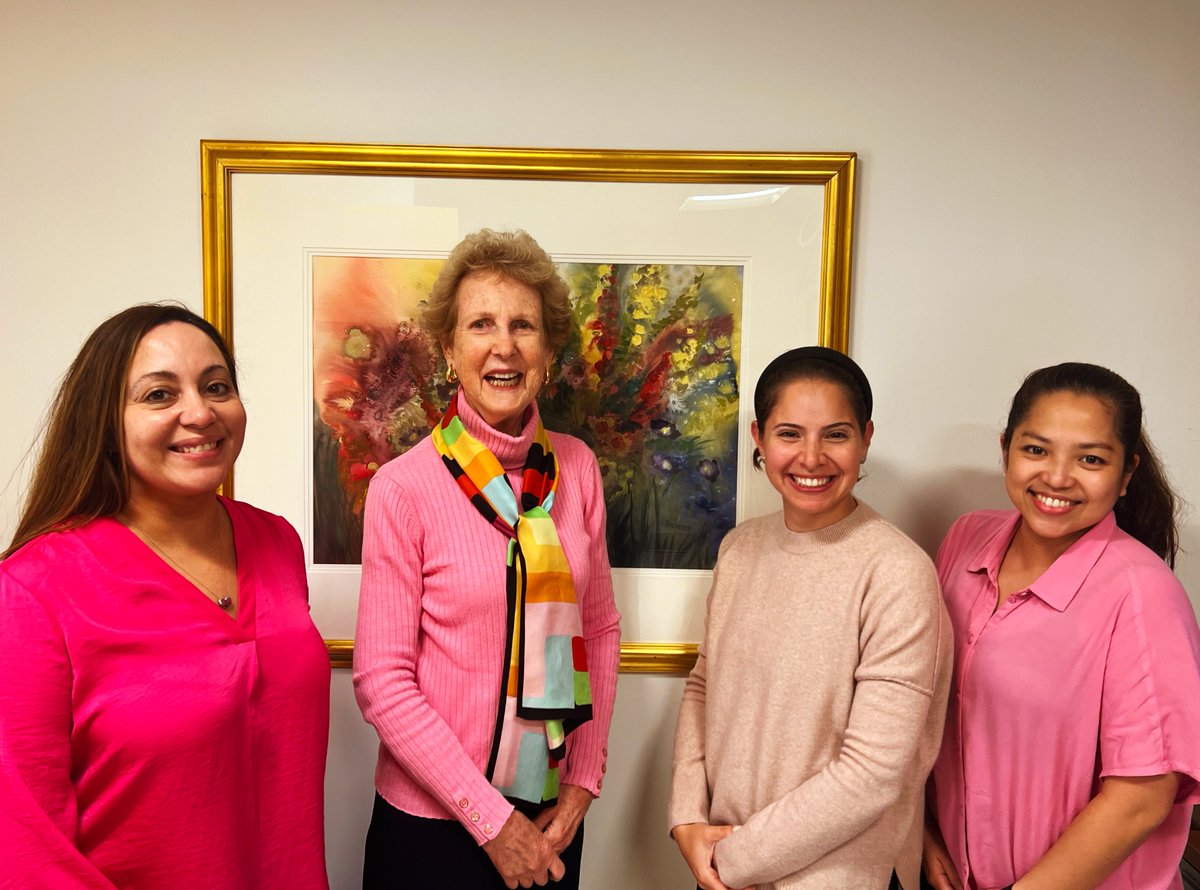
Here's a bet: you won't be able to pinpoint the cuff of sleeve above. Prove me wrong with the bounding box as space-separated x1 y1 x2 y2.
713 828 757 888
560 729 608 797
446 780 515 846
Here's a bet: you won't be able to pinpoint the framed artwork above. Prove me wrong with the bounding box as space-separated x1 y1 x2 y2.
201 141 857 674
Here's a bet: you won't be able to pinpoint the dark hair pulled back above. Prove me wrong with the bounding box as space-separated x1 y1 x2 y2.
1002 362 1179 566
752 346 872 469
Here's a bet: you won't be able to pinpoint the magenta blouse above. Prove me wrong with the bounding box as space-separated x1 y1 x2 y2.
0 498 330 889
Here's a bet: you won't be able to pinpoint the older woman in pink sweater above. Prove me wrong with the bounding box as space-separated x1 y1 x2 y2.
669 346 952 890
353 229 621 890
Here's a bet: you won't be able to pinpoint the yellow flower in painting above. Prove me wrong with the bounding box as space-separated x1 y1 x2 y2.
670 338 699 372
581 328 603 366
343 327 373 360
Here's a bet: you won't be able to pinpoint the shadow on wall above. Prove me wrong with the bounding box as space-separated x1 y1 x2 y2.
861 458 1009 558
581 673 695 889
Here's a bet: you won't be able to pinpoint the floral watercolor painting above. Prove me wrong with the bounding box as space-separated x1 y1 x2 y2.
312 255 742 569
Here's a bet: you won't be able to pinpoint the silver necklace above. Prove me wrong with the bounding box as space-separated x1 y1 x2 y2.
133 524 235 611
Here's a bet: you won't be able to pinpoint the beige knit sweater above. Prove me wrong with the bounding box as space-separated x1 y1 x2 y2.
668 502 952 890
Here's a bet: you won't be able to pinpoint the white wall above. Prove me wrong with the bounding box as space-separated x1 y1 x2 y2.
2 2 1197 887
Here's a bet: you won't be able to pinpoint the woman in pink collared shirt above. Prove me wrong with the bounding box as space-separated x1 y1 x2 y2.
923 362 1200 890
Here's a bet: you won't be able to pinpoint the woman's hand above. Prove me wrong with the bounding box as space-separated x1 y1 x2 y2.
532 783 593 853
671 822 746 890
482 810 565 889
922 823 963 890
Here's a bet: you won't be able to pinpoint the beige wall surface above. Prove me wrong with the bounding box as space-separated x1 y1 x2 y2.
2 1 1197 887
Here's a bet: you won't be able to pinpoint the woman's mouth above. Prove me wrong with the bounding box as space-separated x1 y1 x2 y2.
171 440 220 455
789 475 834 490
484 371 522 389
1031 491 1078 512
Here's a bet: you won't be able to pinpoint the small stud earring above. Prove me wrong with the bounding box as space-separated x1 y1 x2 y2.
543 367 552 386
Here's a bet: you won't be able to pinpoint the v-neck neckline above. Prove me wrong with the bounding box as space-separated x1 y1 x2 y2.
112 498 255 635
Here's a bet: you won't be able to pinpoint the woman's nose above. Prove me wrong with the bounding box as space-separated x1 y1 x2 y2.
798 439 824 467
178 390 216 426
490 329 516 355
1042 456 1073 488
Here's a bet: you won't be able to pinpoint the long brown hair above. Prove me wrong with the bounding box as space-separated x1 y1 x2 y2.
3 304 237 560
1001 362 1180 566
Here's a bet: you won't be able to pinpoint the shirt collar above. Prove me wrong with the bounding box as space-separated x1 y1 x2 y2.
967 510 1118 612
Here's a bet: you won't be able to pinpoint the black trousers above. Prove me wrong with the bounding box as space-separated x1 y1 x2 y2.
363 793 585 890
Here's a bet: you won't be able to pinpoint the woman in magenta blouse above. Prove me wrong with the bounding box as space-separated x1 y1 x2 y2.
0 304 330 889
923 362 1200 890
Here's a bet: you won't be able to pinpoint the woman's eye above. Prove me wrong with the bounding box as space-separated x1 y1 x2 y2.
1023 445 1045 455
206 381 232 396
1080 454 1105 466
145 388 172 403
827 431 849 441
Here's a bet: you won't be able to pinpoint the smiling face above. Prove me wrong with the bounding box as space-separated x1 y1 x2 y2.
123 322 246 510
442 271 552 436
1003 390 1136 554
750 377 873 533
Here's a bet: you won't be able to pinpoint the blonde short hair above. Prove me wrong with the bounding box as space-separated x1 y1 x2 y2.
422 228 573 353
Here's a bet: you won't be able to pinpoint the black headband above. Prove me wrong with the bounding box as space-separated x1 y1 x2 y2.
756 346 873 421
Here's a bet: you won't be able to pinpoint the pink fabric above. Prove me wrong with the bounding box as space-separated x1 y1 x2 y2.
930 509 1200 890
0 499 331 889
353 396 621 845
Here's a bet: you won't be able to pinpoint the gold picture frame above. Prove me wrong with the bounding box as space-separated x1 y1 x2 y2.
200 140 856 675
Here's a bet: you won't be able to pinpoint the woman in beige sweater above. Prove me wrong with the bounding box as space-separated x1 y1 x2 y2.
669 346 952 890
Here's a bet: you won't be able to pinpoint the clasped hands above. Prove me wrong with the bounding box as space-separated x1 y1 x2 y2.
671 822 749 890
482 783 592 889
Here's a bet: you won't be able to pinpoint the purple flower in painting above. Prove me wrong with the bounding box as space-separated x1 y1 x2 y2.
649 417 680 439
697 458 720 482
562 358 588 389
651 451 683 477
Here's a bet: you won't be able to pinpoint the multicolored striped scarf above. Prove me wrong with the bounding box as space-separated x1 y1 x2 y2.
431 393 592 805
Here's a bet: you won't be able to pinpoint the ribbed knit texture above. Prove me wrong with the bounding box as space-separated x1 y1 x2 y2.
353 396 621 845
669 503 952 890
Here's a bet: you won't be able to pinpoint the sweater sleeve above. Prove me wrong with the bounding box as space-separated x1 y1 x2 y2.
666 637 711 831
0 569 120 888
667 547 731 832
352 474 515 844
713 548 950 887
559 448 621 796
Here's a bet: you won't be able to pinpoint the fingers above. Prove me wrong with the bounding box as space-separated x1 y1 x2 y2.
531 806 556 832
695 869 732 890
549 855 566 882
923 862 962 890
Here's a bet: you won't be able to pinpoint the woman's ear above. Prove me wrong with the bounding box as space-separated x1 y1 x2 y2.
1121 453 1141 497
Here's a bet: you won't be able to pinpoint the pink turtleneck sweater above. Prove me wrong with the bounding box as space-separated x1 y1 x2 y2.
353 396 621 844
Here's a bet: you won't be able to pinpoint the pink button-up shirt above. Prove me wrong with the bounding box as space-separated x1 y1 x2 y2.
929 510 1200 890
